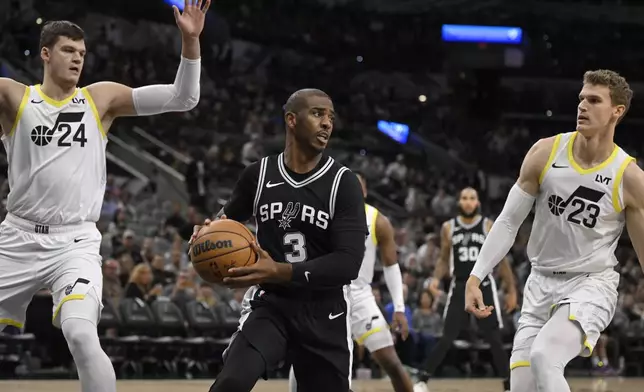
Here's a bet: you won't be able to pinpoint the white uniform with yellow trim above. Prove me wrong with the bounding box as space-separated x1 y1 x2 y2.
0 84 107 329
348 204 394 352
510 131 632 370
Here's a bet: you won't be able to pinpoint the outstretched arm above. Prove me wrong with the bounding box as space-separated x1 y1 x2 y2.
623 160 644 272
86 0 210 128
468 136 554 284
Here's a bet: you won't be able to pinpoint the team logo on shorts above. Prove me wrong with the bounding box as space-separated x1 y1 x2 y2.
278 202 301 229
64 278 90 295
365 315 379 331
548 186 604 229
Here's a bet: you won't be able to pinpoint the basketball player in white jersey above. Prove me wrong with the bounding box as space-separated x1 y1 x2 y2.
464 69 644 392
288 171 414 392
0 1 209 391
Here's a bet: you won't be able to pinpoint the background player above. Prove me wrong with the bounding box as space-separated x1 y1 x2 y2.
193 88 367 392
288 171 414 392
414 187 516 392
464 70 644 392
0 1 208 391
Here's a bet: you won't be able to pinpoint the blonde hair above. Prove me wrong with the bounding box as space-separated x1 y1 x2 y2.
583 70 633 122
129 263 151 285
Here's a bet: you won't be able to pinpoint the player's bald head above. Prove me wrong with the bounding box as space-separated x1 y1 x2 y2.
283 88 332 114
459 187 478 200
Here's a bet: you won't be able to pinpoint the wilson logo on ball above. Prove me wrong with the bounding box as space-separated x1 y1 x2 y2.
192 239 233 257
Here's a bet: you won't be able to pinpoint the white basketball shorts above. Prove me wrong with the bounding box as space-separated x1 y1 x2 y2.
510 268 619 370
0 213 103 329
350 293 393 353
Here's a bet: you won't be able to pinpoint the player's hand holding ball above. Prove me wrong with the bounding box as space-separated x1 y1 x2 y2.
222 243 288 288
464 275 494 319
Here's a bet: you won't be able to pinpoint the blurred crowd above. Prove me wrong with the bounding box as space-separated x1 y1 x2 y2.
2 0 644 379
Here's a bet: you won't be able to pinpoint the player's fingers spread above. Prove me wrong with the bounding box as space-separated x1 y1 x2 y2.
173 5 181 20
203 0 211 12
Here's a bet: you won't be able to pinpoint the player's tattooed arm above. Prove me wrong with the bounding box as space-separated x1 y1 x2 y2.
84 1 209 123
623 160 644 271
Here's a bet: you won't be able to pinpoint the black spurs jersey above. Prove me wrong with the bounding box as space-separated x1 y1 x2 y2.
223 153 368 297
449 215 491 281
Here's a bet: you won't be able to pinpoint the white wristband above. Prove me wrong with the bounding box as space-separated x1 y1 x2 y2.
383 263 405 312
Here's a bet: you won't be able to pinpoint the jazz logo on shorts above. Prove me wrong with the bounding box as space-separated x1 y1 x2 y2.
65 278 90 295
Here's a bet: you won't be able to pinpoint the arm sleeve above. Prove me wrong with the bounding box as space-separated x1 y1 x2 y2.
470 184 535 280
221 162 261 222
291 171 368 288
132 56 200 115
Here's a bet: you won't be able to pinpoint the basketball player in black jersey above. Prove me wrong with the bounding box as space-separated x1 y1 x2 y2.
192 89 367 392
414 187 516 392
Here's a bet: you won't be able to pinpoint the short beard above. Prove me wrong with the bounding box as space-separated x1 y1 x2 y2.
458 205 479 219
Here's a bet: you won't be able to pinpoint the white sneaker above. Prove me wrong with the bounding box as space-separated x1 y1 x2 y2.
413 381 429 392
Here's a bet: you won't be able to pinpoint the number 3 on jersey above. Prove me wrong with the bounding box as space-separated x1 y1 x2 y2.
283 232 307 263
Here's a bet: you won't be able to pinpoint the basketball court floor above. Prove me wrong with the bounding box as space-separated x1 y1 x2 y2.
0 378 640 391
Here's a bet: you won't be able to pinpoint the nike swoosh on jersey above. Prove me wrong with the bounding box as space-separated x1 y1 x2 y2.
551 163 568 168
266 181 284 188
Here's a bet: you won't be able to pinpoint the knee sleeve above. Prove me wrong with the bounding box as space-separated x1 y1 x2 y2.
511 366 535 392
62 317 101 358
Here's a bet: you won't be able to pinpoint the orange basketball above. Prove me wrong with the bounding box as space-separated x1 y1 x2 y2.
189 219 257 284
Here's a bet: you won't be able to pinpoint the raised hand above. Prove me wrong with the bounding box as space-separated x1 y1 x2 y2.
173 0 211 38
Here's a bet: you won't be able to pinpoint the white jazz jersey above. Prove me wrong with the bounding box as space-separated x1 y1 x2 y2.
349 203 379 303
527 131 635 274
1 85 108 225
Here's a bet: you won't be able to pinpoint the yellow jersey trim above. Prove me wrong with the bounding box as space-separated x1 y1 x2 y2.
568 314 594 357
539 134 562 184
81 87 107 138
0 318 24 328
9 86 31 137
370 206 379 246
51 294 86 323
510 361 530 370
612 157 636 213
567 132 618 175
35 84 79 107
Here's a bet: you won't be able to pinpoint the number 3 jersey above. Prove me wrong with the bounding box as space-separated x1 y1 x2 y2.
528 131 635 274
1 85 107 225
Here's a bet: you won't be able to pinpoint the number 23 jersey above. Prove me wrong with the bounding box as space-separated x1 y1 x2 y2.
527 131 635 274
1 85 107 225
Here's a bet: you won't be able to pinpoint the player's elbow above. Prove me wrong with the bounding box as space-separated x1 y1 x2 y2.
176 88 200 111
344 247 364 280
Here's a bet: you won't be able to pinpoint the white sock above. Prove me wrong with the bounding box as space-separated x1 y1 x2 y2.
529 304 583 392
61 304 116 392
288 366 297 392
511 366 536 392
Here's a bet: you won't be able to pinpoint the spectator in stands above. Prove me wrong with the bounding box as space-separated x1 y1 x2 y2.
196 283 218 308
114 229 144 265
385 154 407 183
227 288 246 317
430 187 454 219
413 290 443 366
165 270 197 313
102 259 123 308
241 133 262 166
151 254 175 286
141 237 155 264
165 202 188 232
124 263 162 303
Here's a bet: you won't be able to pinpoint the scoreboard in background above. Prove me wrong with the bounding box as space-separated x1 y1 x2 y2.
442 24 523 45
441 24 525 69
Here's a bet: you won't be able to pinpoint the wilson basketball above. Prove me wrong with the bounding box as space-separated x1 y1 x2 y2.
189 219 257 284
